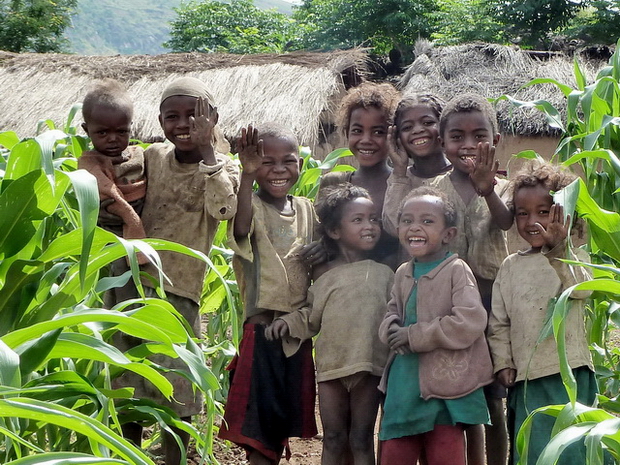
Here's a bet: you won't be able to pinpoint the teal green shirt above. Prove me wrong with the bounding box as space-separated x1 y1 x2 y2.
380 257 489 440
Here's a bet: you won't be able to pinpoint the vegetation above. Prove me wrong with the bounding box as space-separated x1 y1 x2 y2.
0 0 77 53
494 38 620 463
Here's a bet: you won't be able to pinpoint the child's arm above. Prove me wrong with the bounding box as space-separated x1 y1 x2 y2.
379 274 409 354
382 126 413 237
541 204 592 299
469 142 513 230
487 268 517 384
233 125 263 239
190 97 218 166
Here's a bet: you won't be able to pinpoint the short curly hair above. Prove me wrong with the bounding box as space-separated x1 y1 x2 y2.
510 161 577 209
394 92 445 129
314 183 372 254
397 186 458 228
82 79 133 123
255 122 299 150
336 82 400 136
439 93 498 137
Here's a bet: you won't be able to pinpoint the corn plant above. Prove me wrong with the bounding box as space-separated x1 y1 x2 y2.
496 38 620 464
0 125 219 464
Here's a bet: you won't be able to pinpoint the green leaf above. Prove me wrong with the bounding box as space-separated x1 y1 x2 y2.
5 452 128 464
0 339 21 388
0 132 20 151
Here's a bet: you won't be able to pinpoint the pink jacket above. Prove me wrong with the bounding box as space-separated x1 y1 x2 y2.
379 254 493 399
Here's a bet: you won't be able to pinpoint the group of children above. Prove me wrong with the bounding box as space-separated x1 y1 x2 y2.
81 76 594 465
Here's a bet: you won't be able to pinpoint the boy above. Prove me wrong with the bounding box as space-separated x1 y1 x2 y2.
79 79 147 260
434 93 513 465
487 162 594 464
219 124 318 465
113 76 239 465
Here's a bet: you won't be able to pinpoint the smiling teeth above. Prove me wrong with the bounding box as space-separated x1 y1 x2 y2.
270 180 287 186
176 134 190 140
414 139 429 145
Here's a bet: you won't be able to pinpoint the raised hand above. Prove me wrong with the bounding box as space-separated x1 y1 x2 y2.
387 125 408 177
469 142 499 196
237 125 264 175
537 203 570 249
190 97 218 148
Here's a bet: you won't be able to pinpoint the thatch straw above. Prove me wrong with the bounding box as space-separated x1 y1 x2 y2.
0 50 367 151
400 42 607 136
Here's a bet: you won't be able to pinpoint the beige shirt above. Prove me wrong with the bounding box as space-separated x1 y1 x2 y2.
281 260 393 382
487 244 593 382
431 174 510 281
229 194 317 321
140 143 239 303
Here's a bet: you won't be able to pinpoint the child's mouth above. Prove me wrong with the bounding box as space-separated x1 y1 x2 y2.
270 179 288 187
176 134 191 140
413 138 430 146
408 236 426 245
459 155 476 162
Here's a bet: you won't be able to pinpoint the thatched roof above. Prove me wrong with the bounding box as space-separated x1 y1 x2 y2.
399 41 609 136
0 50 367 151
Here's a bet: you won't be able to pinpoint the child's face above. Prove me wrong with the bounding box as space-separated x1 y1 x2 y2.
441 110 499 174
398 105 441 159
398 195 456 262
159 95 200 152
329 197 381 253
514 184 554 251
82 106 131 157
347 107 389 168
255 136 301 201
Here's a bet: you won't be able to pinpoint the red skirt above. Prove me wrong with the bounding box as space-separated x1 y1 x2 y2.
219 323 317 461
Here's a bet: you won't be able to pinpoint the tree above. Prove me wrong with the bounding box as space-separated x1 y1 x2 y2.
0 0 77 53
486 0 587 47
291 0 437 56
164 0 301 54
430 0 505 45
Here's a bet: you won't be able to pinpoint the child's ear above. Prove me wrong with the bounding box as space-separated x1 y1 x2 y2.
298 157 303 172
442 226 457 244
439 136 445 149
158 114 164 129
326 228 340 241
493 133 501 146
81 122 89 135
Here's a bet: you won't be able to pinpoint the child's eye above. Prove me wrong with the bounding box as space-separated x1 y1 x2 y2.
401 124 412 132
539 210 550 215
373 129 386 135
370 217 379 223
423 219 434 224
350 128 362 134
423 120 436 126
516 211 527 216
450 135 462 141
400 218 412 224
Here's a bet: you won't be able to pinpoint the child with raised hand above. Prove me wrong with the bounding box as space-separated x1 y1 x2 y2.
434 92 513 465
318 82 401 267
378 186 492 465
266 183 394 465
382 93 452 237
112 76 239 465
487 162 595 465
219 123 319 465
79 79 147 262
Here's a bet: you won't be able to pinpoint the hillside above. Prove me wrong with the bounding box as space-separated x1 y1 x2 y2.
66 0 294 55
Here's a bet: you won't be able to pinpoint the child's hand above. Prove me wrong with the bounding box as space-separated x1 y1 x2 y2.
538 203 570 249
497 368 516 388
237 125 264 175
265 320 289 341
387 324 411 355
190 97 218 148
469 142 499 196
300 240 327 266
387 125 408 177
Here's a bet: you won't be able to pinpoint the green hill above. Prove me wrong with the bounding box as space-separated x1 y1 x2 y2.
66 0 294 55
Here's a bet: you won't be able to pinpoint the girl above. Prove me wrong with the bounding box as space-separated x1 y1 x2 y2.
266 184 394 465
379 187 492 465
487 162 595 465
318 82 401 267
382 92 452 237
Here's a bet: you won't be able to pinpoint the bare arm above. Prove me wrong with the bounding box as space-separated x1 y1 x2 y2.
234 125 263 239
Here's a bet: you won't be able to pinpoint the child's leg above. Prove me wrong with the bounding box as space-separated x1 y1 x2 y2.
318 379 351 465
486 395 508 465
465 424 485 465
349 374 381 465
380 435 423 464
121 421 142 447
161 416 191 465
424 425 466 465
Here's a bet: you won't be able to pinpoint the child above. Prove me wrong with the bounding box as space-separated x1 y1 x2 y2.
78 79 147 262
318 82 401 267
219 123 318 464
266 184 394 465
378 186 492 465
435 92 514 465
113 76 239 465
382 93 452 237
487 162 595 465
